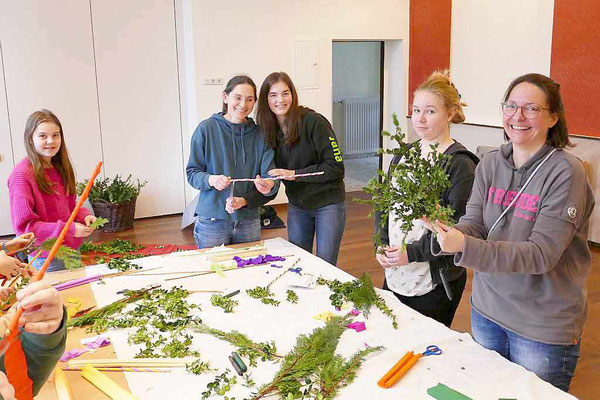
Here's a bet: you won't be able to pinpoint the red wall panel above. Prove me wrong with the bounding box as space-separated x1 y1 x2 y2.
551 0 600 138
408 0 452 115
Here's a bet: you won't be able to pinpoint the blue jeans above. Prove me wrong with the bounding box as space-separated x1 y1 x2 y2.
28 254 66 272
287 202 346 265
193 217 261 249
471 308 580 392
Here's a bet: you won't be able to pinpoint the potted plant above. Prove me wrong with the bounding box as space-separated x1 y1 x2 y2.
78 175 146 232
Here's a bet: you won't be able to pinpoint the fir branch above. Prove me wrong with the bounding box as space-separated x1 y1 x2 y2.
252 316 354 400
191 323 281 367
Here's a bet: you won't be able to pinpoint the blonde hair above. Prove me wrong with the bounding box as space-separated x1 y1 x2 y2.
415 70 466 124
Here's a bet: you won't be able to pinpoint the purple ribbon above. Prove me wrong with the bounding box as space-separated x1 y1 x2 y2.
60 336 111 362
233 254 285 268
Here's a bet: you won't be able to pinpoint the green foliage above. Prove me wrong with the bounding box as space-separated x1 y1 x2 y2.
246 286 280 306
186 358 212 375
78 174 146 204
40 238 82 270
252 316 384 399
89 217 109 230
79 238 143 255
355 113 454 249
106 257 142 272
286 290 299 304
1 277 29 310
211 293 239 313
317 274 398 329
191 323 280 367
202 370 237 399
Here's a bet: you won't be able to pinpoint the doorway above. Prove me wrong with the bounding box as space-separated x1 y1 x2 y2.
332 41 383 192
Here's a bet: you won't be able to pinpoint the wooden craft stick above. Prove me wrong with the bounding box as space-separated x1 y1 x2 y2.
81 364 140 400
164 254 294 282
69 357 195 368
54 367 74 400
207 249 269 262
229 171 324 182
173 244 266 258
63 367 170 373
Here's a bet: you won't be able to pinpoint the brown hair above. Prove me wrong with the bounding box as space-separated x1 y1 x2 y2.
415 70 466 124
24 109 76 194
503 73 572 148
256 71 304 147
221 75 257 113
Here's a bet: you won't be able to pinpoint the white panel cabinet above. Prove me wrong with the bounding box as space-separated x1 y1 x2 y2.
0 0 104 181
0 47 15 235
91 0 185 218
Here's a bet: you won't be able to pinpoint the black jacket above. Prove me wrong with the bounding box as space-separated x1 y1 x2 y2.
374 140 478 295
274 110 345 210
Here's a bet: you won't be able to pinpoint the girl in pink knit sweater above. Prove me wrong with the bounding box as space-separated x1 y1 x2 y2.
7 109 97 271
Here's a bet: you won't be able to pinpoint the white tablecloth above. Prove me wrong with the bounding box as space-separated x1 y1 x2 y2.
84 237 575 400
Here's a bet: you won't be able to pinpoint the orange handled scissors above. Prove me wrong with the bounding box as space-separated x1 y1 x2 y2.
377 345 442 388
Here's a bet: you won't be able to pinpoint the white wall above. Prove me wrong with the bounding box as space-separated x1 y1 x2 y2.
451 0 555 126
0 46 15 235
184 0 409 205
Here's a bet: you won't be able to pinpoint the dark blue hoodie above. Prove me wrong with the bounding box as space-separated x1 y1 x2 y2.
186 113 278 221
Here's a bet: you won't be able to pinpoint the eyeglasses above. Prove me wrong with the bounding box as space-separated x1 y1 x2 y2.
501 102 549 118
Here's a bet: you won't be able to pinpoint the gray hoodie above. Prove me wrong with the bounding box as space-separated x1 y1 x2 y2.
445 143 594 344
186 113 279 221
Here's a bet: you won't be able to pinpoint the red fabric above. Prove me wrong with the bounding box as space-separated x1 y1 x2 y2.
408 0 452 115
4 336 34 400
551 0 600 137
82 243 196 265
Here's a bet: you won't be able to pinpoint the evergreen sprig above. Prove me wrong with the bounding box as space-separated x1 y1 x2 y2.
317 274 398 329
252 316 383 399
355 113 454 249
191 323 280 367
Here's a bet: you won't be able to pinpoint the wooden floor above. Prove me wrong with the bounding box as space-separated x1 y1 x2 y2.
85 191 597 399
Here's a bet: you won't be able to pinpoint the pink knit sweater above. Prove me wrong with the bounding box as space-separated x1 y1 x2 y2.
7 158 91 251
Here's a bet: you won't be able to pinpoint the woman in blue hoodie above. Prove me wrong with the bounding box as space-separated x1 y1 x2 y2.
186 75 279 248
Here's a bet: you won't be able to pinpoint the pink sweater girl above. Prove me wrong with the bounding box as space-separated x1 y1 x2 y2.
7 109 96 271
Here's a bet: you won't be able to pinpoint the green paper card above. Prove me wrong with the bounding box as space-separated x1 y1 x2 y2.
427 383 473 400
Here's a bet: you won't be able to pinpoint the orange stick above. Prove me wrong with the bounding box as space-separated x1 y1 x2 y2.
377 351 413 388
381 353 422 388
2 161 103 340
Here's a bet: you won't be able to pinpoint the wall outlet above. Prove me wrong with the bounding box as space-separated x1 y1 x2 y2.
204 77 223 85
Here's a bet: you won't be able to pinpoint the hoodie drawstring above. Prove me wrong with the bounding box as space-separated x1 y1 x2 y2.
241 125 246 164
231 127 237 166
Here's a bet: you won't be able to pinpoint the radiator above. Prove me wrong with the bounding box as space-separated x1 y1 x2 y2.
338 97 380 156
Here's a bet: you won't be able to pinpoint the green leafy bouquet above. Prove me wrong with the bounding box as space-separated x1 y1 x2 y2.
357 113 454 249
77 175 146 204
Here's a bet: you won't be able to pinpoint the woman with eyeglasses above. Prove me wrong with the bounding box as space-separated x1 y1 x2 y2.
256 72 346 266
186 75 279 248
429 73 594 392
